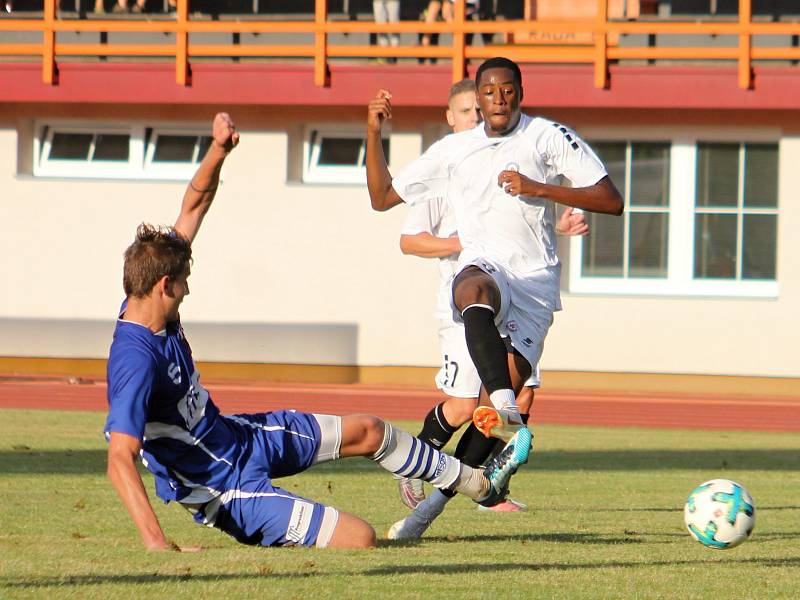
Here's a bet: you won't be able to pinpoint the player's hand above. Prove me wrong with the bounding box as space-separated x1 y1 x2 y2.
498 170 538 197
211 112 239 154
555 207 589 236
367 89 392 133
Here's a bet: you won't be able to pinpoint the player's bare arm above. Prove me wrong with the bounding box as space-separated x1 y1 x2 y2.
400 232 462 258
366 89 404 212
498 171 624 216
107 432 200 553
173 112 240 243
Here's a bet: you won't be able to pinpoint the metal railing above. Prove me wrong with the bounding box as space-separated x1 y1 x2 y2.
1 0 798 89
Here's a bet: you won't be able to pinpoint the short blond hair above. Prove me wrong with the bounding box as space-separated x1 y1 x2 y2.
448 79 476 108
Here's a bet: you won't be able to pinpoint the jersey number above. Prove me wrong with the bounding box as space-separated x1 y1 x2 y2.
441 355 459 387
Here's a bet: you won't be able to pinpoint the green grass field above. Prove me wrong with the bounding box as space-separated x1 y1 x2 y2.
2 408 799 599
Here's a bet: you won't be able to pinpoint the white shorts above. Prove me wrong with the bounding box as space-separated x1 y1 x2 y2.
451 257 553 379
435 320 541 398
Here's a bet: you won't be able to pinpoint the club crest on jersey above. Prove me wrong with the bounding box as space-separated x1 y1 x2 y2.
167 362 182 385
507 321 518 332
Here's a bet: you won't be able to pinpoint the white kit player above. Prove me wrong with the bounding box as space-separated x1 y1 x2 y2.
393 80 589 520
366 57 623 539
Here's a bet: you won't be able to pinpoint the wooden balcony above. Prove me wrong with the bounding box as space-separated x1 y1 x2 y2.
1 0 799 91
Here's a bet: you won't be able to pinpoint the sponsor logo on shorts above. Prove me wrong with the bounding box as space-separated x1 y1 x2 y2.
507 321 518 332
433 454 448 479
286 500 314 544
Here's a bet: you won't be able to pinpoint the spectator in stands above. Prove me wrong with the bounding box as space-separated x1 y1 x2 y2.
373 0 400 64
113 0 146 13
421 0 490 63
111 0 176 14
420 0 452 61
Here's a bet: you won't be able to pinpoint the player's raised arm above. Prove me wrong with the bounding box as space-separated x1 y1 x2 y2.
173 112 240 243
366 90 404 212
106 432 199 552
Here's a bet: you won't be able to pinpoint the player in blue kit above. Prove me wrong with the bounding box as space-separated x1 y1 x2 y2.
105 112 532 551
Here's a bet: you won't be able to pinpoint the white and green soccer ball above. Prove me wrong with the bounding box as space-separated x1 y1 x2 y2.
684 479 756 549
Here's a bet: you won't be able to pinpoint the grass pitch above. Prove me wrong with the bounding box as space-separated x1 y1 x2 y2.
1 408 799 599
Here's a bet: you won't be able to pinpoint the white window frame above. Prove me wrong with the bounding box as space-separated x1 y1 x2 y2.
568 127 780 298
35 121 144 179
302 125 388 185
33 121 214 181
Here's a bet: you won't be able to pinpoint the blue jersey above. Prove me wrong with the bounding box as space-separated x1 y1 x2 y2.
105 311 246 505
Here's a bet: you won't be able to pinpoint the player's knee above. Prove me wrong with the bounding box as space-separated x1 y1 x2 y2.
444 397 477 425
361 415 387 454
327 513 377 549
355 523 378 548
345 414 385 454
453 270 500 313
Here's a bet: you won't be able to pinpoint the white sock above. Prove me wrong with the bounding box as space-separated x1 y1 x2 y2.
412 488 452 521
372 423 461 489
489 389 518 412
451 464 490 501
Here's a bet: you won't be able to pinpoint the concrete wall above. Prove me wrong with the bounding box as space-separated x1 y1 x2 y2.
1 103 798 378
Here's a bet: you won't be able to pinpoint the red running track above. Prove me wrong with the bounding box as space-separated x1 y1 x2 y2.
1 377 799 432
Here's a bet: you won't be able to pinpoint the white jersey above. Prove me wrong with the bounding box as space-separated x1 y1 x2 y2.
400 197 459 321
392 114 607 312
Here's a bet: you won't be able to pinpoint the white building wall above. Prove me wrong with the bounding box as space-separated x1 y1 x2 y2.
0 107 797 377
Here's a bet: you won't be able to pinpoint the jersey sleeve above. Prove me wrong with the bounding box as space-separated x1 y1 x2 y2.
391 138 450 206
537 121 608 188
400 196 445 236
105 346 156 440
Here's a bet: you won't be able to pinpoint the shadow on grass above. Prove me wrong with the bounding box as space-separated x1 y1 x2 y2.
2 448 799 475
363 556 800 576
6 556 799 589
0 571 314 589
391 532 651 545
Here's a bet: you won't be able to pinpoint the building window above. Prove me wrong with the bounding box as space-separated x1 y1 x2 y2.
34 122 215 180
143 130 213 178
694 142 778 281
37 126 135 177
570 137 778 298
582 141 670 279
303 128 389 184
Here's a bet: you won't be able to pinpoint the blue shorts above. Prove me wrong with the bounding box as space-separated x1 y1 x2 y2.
191 410 340 548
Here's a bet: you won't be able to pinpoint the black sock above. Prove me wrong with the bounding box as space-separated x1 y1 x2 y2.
458 423 500 468
461 305 512 395
417 402 458 450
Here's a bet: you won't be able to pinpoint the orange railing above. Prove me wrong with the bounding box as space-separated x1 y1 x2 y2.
1 0 799 89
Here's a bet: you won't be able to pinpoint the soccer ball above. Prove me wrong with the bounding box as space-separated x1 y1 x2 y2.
684 479 755 549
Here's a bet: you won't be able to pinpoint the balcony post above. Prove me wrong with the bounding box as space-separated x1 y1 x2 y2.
315 0 330 86
594 0 609 88
176 0 190 86
42 0 56 85
738 0 753 89
452 0 467 83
